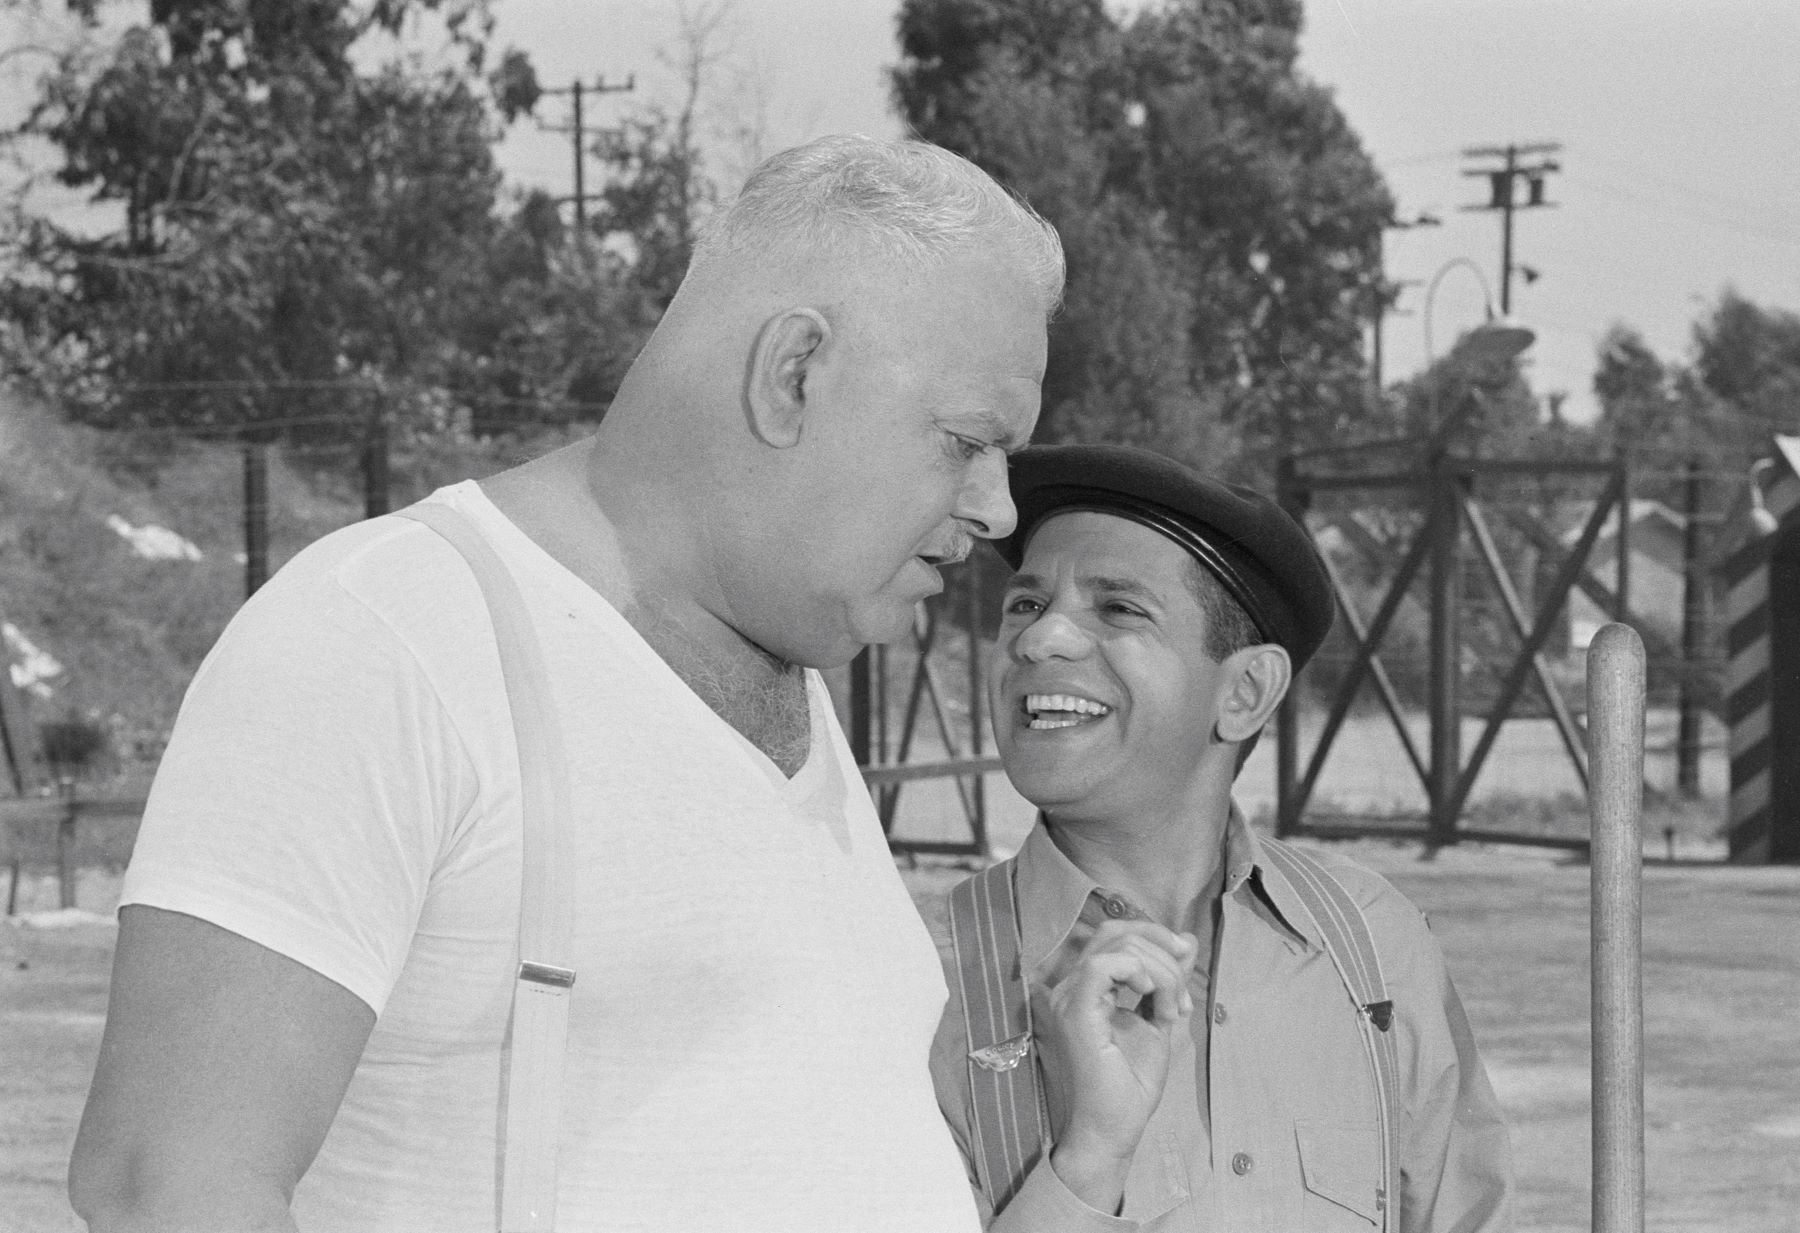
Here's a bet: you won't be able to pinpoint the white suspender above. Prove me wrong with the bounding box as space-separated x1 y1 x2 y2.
395 503 576 1233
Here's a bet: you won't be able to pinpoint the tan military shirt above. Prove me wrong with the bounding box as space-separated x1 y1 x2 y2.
929 811 1514 1231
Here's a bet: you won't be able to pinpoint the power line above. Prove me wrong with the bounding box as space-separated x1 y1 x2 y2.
1562 170 1800 252
1569 146 1800 218
1384 148 1463 170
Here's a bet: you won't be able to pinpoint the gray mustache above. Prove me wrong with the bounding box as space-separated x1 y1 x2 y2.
932 530 975 566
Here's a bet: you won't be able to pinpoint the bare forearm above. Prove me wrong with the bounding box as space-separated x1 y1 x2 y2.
71 1157 298 1233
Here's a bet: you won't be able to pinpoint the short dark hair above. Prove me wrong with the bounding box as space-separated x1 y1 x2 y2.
1185 557 1261 662
1183 557 1270 773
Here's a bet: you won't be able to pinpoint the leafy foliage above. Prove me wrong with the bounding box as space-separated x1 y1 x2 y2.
1691 290 1800 431
0 0 667 447
892 0 1393 475
1591 291 1800 506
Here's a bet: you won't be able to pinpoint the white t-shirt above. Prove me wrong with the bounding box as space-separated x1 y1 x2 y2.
121 482 981 1233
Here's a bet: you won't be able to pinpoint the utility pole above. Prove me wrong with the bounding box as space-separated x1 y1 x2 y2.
1460 142 1561 314
537 75 635 243
1372 211 1440 392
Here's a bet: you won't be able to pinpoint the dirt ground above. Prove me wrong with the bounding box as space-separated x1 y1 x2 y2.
4 840 1798 1233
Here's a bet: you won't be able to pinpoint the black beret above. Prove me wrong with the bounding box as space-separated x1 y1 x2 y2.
996 443 1334 671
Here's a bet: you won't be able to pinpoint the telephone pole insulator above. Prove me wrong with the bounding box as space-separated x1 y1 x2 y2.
1460 141 1561 314
1372 211 1441 392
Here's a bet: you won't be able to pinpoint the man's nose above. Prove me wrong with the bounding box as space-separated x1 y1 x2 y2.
1014 610 1091 662
957 452 1017 540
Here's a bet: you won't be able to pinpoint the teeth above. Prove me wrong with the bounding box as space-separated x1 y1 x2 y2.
1023 693 1112 717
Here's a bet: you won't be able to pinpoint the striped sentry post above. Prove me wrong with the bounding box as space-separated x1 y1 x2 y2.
1724 443 1800 863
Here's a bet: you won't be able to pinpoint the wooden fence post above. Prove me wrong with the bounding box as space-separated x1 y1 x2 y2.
1588 621 1646 1233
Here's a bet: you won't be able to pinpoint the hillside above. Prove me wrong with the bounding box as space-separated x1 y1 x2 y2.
0 392 358 777
0 389 585 782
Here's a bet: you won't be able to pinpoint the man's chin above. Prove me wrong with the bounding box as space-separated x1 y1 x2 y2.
847 603 926 650
998 751 1105 816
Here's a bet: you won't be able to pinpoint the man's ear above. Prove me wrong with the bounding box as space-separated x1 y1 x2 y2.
746 307 830 448
1214 644 1291 743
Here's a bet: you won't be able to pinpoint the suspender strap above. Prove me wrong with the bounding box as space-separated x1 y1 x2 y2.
396 503 576 1233
947 859 1051 1214
1258 837 1401 1232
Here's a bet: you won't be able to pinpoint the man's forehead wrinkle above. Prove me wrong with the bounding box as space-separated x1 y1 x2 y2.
1084 574 1163 601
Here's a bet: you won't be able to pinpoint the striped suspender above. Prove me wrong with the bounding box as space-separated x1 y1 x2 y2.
947 859 1051 1215
396 504 576 1233
1258 838 1402 1232
951 843 1400 1230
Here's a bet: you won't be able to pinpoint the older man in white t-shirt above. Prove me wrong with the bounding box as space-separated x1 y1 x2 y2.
69 135 1062 1233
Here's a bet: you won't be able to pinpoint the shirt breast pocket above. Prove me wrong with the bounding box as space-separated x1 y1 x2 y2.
1295 1120 1383 1228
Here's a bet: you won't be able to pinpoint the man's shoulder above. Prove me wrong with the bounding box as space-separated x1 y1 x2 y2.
183 501 514 714
255 500 469 610
234 487 550 652
1260 837 1433 947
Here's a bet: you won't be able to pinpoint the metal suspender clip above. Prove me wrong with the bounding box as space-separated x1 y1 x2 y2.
519 961 576 989
968 1032 1033 1073
1363 999 1394 1032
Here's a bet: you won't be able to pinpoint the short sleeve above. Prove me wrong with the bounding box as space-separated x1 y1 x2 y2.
120 555 479 1015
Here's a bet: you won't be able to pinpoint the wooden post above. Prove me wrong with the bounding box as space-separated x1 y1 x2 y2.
362 402 391 520
1676 460 1704 797
1588 621 1645 1233
1427 457 1463 847
243 440 270 597
57 777 77 911
849 649 872 770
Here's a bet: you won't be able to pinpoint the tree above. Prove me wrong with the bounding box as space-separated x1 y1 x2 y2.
1692 289 1800 431
446 189 648 435
1 0 521 448
892 0 1393 475
590 0 742 312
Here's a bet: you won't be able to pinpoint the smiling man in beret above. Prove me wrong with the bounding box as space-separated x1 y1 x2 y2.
930 443 1513 1232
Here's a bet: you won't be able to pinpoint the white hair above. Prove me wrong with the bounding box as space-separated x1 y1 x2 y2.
691 134 1065 317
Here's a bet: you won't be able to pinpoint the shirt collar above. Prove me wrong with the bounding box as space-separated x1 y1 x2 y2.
1013 805 1322 970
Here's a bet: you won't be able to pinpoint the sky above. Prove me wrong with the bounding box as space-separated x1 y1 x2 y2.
4 1 1796 424
487 0 1800 424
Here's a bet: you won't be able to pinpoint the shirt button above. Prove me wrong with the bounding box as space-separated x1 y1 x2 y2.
1212 1003 1227 1025
1102 895 1130 918
1232 1152 1254 1176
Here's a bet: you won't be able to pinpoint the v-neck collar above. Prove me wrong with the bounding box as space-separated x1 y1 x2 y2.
435 481 829 791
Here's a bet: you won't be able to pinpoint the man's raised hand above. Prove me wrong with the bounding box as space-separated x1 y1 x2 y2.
1031 919 1201 1214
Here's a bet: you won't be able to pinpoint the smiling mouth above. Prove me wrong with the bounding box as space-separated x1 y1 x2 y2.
1021 693 1113 730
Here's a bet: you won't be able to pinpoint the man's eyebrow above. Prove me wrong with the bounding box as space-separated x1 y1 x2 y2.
1006 571 1046 592
956 408 1029 453
1083 575 1161 602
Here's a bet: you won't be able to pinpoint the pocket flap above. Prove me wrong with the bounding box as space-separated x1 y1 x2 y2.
1295 1120 1382 1224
